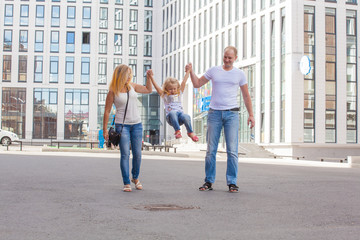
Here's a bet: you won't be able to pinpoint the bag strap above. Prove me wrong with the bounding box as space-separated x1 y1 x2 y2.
119 90 129 134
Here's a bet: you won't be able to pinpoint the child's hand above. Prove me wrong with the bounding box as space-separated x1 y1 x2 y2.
185 63 192 73
146 69 153 78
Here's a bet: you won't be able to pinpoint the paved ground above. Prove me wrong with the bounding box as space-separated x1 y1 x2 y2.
1 149 359 240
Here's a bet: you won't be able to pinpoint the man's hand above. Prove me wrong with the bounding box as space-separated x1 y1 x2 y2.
185 63 192 72
247 116 255 129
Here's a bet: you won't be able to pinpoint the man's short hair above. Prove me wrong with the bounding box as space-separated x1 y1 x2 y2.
224 46 238 57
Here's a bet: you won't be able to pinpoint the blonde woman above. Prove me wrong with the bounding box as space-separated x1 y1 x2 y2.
148 69 198 142
103 64 152 192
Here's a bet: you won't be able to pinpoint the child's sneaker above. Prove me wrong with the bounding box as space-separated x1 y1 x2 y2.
175 130 182 139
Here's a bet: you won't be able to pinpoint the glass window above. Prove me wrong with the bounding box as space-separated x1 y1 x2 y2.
65 57 74 83
35 30 44 52
114 58 122 69
20 5 29 26
50 31 59 52
67 6 76 27
19 30 28 52
129 34 137 56
50 56 59 83
66 32 75 53
144 35 152 57
36 5 45 26
98 58 107 84
130 9 138 31
100 0 108 3
51 6 60 27
144 10 152 32
2 56 12 82
3 30 12 51
99 7 108 28
81 57 90 83
18 56 27 82
143 60 151 84
34 56 43 83
99 33 107 54
4 5 13 26
129 59 137 82
145 0 153 7
115 0 123 5
114 34 122 55
115 8 123 30
82 32 90 53
83 7 91 28
130 0 138 6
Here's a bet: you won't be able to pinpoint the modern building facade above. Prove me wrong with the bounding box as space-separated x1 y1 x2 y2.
0 0 163 143
162 0 360 158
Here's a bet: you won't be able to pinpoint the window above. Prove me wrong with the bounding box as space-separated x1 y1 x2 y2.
130 0 138 6
243 0 247 17
99 33 107 54
144 35 152 57
35 30 44 52
19 30 28 52
115 9 123 30
145 0 153 7
98 58 107 84
50 56 59 83
20 5 29 26
346 0 357 3
65 57 74 83
66 32 75 53
67 6 76 27
36 5 45 26
251 19 256 57
3 30 12 51
130 9 138 30
81 57 90 83
99 7 108 29
51 6 60 27
114 58 122 69
83 7 91 28
114 34 122 55
129 34 137 56
144 10 152 32
143 60 151 84
82 32 90 53
34 56 43 83
18 56 27 82
129 59 137 82
4 5 13 26
115 0 123 5
50 31 59 52
100 0 108 3
2 56 11 82
243 23 247 59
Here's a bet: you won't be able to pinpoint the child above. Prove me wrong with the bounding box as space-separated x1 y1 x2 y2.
148 69 199 142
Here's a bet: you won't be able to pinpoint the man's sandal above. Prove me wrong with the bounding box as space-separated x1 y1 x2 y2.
123 184 132 192
187 133 199 142
199 182 213 191
228 184 239 193
131 179 143 190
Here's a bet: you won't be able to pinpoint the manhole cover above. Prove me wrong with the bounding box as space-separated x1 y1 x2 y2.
134 204 199 211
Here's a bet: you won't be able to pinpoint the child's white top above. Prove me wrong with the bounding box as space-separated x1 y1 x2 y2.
163 91 184 115
204 66 247 110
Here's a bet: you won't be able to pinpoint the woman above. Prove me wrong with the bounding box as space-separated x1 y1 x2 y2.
103 64 152 192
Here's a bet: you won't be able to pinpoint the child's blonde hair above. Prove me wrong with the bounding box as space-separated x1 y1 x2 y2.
162 77 180 95
109 64 133 95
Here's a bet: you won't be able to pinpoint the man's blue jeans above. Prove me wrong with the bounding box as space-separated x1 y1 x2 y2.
115 123 143 185
205 109 239 185
166 110 194 133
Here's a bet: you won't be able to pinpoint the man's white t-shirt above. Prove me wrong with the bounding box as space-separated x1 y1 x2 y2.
204 66 247 110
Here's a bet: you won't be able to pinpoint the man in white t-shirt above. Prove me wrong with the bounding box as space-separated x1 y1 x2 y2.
186 46 255 193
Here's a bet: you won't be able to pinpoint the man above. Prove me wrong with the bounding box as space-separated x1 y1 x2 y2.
186 46 255 193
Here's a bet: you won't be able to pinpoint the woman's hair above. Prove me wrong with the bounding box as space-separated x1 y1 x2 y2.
109 64 133 95
162 77 180 95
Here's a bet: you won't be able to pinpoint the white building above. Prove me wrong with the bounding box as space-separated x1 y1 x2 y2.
162 0 360 159
0 0 163 143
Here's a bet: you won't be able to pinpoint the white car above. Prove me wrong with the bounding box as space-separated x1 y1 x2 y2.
0 129 20 146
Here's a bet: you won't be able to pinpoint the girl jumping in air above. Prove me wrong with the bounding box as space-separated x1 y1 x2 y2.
148 70 199 142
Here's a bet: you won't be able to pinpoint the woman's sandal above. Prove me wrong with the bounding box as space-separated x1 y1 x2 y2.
123 184 132 192
228 184 239 193
131 179 143 190
175 130 182 139
199 182 213 191
187 132 199 142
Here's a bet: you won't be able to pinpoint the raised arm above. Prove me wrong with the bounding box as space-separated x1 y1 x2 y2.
185 63 208 88
180 69 190 92
103 91 115 140
240 84 255 128
147 69 164 97
132 70 153 94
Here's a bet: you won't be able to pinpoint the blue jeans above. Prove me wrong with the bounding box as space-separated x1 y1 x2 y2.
166 111 193 133
205 109 239 185
115 123 143 185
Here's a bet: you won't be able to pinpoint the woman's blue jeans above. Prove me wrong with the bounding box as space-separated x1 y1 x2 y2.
205 109 239 185
115 123 143 185
166 111 194 133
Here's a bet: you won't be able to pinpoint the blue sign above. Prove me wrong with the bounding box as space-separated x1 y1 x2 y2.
200 96 211 112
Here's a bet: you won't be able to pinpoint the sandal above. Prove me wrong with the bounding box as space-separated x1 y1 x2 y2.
228 184 239 193
175 130 182 139
131 179 143 190
199 182 213 191
187 132 199 142
123 184 132 192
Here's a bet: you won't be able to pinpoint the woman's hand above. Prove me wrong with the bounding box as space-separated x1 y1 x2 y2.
103 129 109 141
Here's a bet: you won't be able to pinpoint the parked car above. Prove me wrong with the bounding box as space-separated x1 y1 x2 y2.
0 129 20 146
